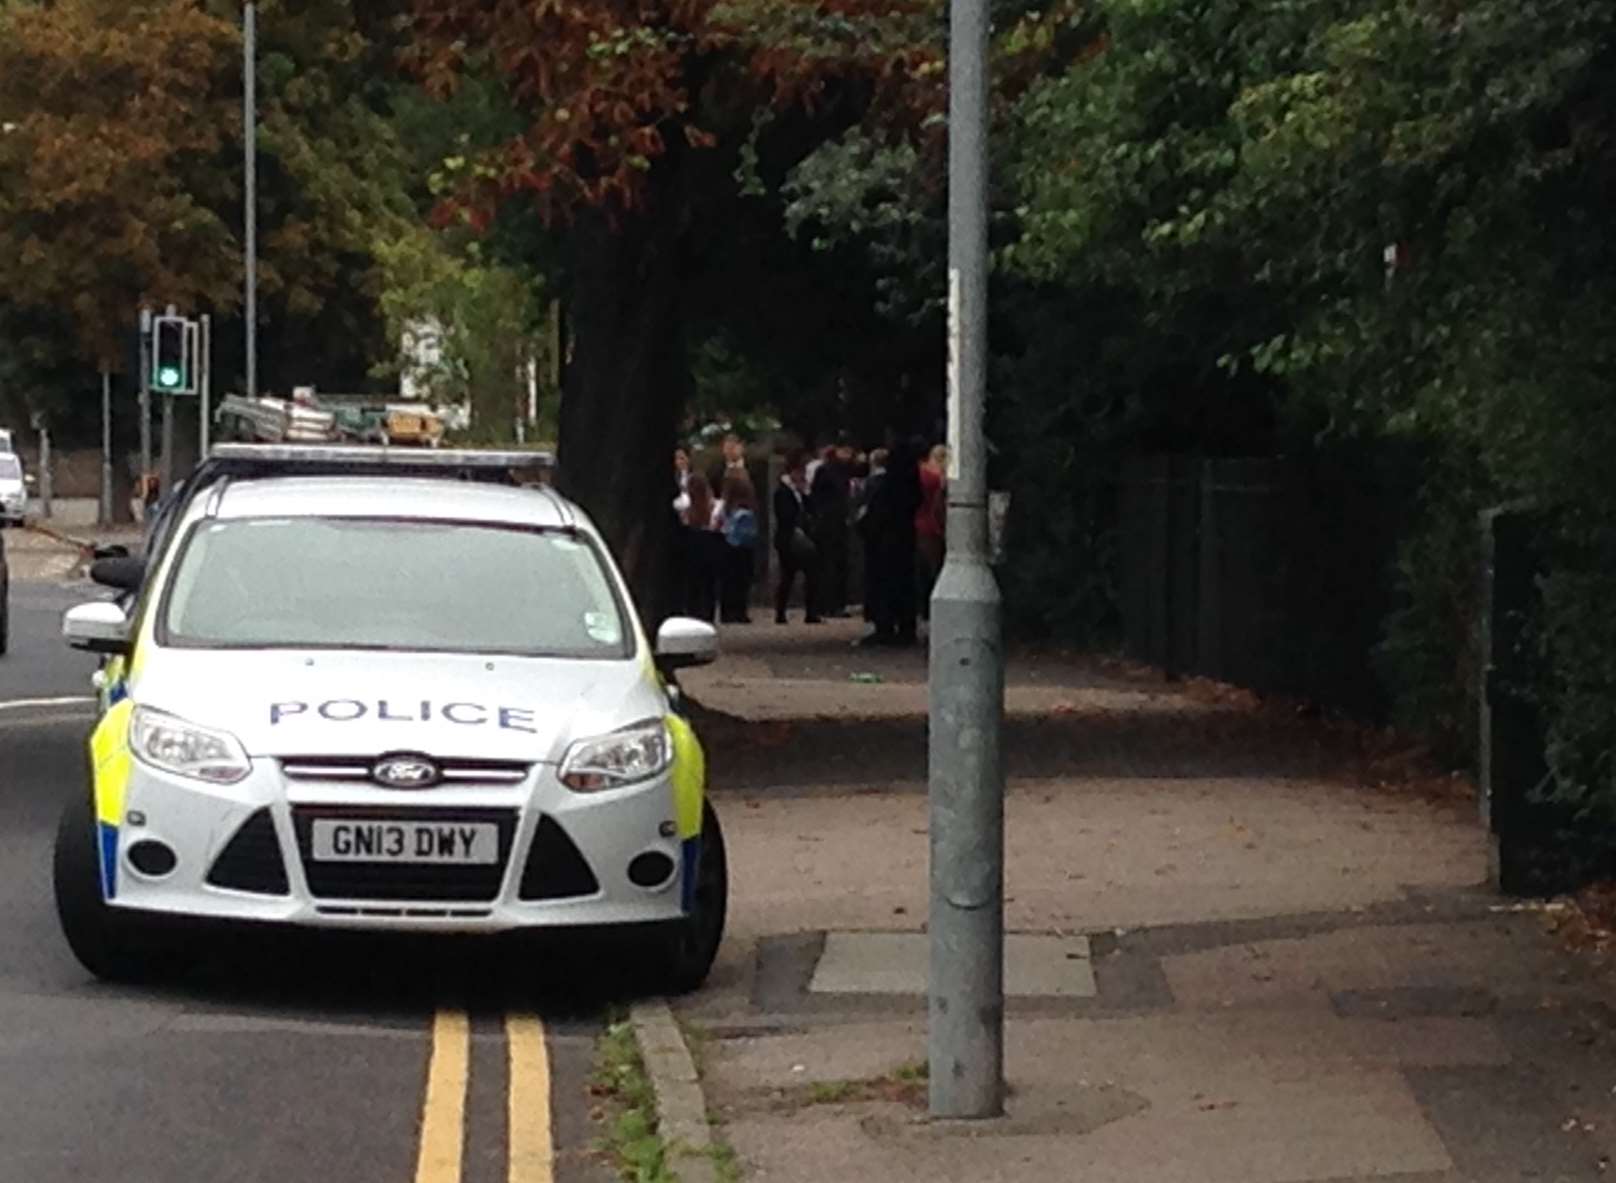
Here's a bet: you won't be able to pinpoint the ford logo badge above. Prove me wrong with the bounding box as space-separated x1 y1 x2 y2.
371 754 441 789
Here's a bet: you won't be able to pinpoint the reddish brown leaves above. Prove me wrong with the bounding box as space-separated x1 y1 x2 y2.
409 0 945 221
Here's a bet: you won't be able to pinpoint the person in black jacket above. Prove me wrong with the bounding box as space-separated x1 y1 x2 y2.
772 448 823 625
858 436 921 646
809 441 854 618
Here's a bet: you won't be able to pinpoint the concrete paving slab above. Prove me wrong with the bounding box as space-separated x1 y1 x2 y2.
999 1011 1509 1085
1408 1065 1610 1182
1161 921 1587 1012
808 932 1096 998
723 1062 1455 1183
721 781 1485 945
705 1021 925 1095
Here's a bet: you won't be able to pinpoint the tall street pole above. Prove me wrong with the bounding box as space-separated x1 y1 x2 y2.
139 307 153 489
99 367 112 526
160 304 176 493
928 0 1004 1121
200 313 212 456
244 2 258 399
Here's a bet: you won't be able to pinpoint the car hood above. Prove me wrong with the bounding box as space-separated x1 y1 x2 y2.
131 647 664 762
0 477 23 497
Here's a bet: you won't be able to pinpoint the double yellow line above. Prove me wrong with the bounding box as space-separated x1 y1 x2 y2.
415 1010 553 1183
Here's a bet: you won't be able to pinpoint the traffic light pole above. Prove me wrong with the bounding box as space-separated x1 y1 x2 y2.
160 390 174 494
928 0 1004 1121
200 314 212 456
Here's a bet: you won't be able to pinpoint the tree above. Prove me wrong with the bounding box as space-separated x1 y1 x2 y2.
0 0 242 381
1002 0 1616 833
244 0 423 395
371 224 556 439
0 0 436 443
407 0 944 609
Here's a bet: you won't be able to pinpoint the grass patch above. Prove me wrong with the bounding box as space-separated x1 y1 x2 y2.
707 1136 743 1183
807 1080 860 1104
799 1060 930 1109
893 1060 929 1085
591 1016 676 1183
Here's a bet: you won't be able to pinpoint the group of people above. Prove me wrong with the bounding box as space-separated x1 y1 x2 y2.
673 434 761 625
673 433 948 647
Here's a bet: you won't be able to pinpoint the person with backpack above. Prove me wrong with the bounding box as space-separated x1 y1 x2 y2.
717 473 758 623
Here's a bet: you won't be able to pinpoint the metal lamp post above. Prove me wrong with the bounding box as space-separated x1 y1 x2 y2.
928 0 1005 1121
244 2 258 400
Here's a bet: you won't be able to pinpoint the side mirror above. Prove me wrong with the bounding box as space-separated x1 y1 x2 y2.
63 601 131 655
89 555 145 592
23 473 36 488
92 544 131 561
655 617 719 670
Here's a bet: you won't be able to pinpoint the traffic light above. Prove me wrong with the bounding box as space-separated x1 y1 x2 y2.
151 315 196 394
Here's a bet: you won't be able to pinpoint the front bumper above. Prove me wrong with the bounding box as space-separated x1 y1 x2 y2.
100 757 691 933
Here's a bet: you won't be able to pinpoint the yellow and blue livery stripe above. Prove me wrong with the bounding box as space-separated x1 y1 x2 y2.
88 699 135 900
666 712 707 913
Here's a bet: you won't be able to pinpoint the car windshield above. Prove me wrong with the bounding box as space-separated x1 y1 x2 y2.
161 516 632 658
0 455 20 480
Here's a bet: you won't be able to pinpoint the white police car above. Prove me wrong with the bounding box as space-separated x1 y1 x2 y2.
55 445 727 990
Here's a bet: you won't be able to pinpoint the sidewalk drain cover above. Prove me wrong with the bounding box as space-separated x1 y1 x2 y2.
808 932 1097 998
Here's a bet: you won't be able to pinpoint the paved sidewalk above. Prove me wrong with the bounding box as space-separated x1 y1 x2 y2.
677 620 1616 1182
4 521 142 584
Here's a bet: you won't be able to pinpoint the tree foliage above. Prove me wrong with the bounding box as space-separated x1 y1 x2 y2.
372 225 555 438
0 0 435 436
1003 0 1616 829
0 0 241 373
408 0 942 221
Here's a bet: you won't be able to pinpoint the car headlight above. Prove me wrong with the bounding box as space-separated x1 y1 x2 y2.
559 718 672 792
129 705 251 785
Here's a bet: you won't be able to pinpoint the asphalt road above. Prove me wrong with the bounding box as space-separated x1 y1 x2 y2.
1 581 100 704
0 584 617 1183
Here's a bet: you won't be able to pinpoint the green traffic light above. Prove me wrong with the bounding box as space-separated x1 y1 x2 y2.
157 366 182 388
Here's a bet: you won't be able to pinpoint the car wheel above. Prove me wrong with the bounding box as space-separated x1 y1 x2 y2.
646 801 728 995
52 783 170 982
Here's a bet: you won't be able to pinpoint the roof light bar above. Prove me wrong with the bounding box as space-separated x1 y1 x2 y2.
208 443 555 471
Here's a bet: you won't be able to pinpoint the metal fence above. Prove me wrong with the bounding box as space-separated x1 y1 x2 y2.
1117 455 1407 717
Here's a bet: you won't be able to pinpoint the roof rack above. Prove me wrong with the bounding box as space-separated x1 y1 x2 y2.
207 443 554 476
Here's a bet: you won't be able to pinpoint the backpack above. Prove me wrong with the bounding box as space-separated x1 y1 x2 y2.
724 507 758 549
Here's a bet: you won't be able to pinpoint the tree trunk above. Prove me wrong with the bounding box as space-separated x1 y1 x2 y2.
557 156 689 624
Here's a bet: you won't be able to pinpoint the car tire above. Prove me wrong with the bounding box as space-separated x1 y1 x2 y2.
52 782 169 982
646 801 729 995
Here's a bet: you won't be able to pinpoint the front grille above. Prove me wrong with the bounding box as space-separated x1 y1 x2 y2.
316 905 493 919
206 809 290 895
291 806 517 901
280 756 529 786
518 816 601 900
